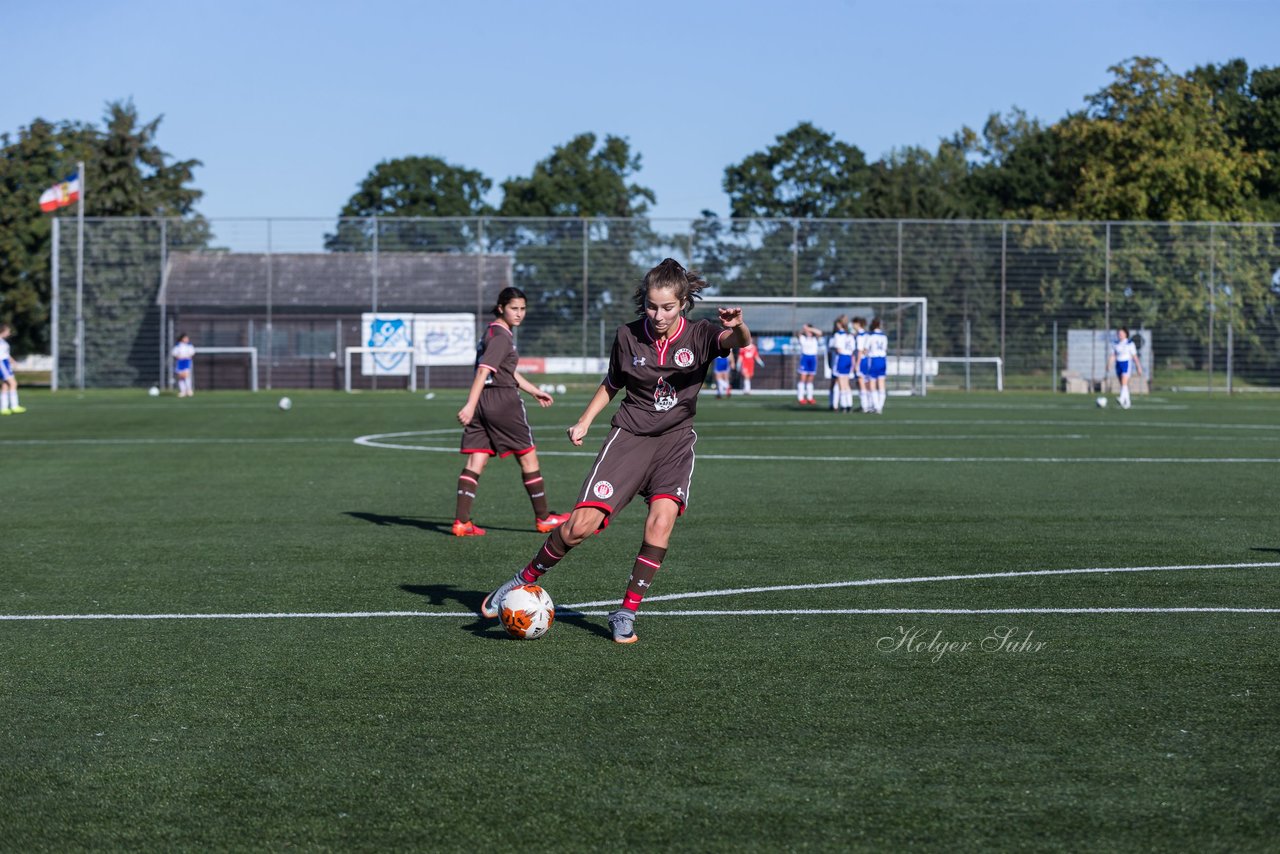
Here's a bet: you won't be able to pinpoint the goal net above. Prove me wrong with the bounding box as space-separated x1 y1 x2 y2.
687 296 929 396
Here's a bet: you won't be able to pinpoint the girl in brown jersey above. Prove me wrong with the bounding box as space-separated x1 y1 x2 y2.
480 260 751 643
452 287 570 536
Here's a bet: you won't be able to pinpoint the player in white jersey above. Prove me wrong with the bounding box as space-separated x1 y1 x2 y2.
795 323 821 405
1107 327 1143 409
0 323 26 415
171 334 196 397
851 317 869 412
829 315 857 412
864 318 889 413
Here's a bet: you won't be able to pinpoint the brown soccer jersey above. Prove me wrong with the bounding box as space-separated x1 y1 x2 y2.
475 321 518 388
604 316 730 437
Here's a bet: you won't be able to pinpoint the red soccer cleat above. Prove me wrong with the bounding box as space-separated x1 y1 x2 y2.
535 512 570 533
452 519 487 537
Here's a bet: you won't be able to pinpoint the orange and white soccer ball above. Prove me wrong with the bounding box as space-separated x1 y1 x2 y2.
500 584 555 640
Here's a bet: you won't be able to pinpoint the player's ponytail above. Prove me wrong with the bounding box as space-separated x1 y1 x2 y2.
869 318 881 331
492 287 528 318
635 258 706 316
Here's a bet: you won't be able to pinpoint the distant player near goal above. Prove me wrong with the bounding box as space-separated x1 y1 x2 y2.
171 333 195 398
0 323 26 415
737 341 763 394
1107 327 1143 410
829 315 856 412
479 258 751 644
453 287 570 537
796 322 821 405
864 318 889 413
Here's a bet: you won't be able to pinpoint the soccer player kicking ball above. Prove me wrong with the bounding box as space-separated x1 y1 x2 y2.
480 259 751 644
0 324 26 415
453 287 570 536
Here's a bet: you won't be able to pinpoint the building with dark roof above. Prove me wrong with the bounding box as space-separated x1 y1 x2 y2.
159 251 512 389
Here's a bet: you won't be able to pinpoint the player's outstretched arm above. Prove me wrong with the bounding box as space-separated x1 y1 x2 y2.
567 382 618 446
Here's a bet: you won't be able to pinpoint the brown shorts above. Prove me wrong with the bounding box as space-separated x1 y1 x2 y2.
460 387 535 457
575 426 697 521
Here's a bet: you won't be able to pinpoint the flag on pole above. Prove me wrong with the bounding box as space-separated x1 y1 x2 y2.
39 171 82 212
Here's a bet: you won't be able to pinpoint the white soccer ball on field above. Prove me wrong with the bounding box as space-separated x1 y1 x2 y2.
499 584 555 640
1096 396 1108 408
555 384 567 395
278 396 293 411
148 386 160 397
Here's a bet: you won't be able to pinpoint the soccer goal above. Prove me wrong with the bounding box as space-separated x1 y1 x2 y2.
189 347 259 392
343 346 419 393
690 296 929 396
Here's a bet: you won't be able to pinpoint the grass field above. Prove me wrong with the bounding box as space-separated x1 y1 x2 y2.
1 387 1277 851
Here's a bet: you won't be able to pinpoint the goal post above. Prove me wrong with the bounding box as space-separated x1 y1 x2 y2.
344 346 418 393
690 296 930 396
188 346 259 392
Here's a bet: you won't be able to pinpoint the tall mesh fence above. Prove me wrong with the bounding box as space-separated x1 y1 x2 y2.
52 216 1280 392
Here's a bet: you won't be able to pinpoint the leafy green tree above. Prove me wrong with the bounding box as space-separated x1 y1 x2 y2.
90 100 202 218
73 101 206 385
956 109 1066 218
0 118 91 354
498 132 654 217
325 155 493 252
863 144 972 219
493 133 657 355
1049 57 1266 221
722 121 869 219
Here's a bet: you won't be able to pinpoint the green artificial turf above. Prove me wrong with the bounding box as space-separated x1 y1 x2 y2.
1 388 1277 851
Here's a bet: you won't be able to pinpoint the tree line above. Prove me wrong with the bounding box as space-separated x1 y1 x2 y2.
1 56 1278 365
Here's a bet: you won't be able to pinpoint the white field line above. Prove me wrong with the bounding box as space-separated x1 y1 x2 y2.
560 561 1280 608
3 562 1276 622
353 432 1280 463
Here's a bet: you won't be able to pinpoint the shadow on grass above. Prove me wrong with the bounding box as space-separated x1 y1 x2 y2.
1250 547 1280 554
344 511 529 536
399 583 611 641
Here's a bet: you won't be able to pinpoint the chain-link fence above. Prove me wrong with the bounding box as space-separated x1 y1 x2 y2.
51 216 1280 392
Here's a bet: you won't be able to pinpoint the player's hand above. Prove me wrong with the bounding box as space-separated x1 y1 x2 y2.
532 388 554 407
457 405 475 425
567 421 590 446
718 307 743 328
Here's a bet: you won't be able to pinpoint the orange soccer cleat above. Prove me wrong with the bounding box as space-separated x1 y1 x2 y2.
535 512 570 533
451 519 487 537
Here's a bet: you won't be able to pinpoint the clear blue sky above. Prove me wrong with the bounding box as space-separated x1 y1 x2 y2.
3 0 1276 244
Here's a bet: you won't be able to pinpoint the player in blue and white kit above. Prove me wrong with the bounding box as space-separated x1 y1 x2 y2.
829 315 857 412
0 323 27 415
1107 327 1143 410
171 333 196 398
851 317 869 412
713 350 733 398
864 318 889 413
796 322 821 405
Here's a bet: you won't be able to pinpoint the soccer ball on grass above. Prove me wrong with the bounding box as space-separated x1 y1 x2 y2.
1095 396 1108 408
278 396 293 411
500 584 555 640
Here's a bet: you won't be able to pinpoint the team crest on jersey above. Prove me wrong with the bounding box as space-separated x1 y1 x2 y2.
654 376 677 411
593 480 615 499
673 348 694 368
